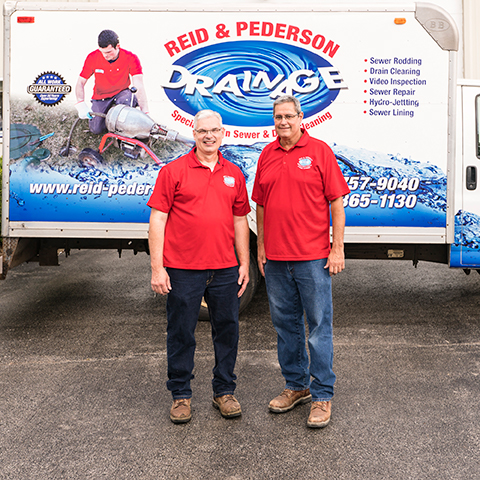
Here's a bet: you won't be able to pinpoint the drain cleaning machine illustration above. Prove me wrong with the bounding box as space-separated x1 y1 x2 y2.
2 1 480 293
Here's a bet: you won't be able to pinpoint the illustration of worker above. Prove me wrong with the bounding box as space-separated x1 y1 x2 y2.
75 29 149 134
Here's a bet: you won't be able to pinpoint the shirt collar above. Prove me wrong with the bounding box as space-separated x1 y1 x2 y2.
187 147 225 168
273 129 310 151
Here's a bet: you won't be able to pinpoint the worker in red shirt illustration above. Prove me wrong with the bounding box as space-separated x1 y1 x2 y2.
75 29 149 134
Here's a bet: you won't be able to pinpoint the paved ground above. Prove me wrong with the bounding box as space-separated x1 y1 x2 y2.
1 250 479 479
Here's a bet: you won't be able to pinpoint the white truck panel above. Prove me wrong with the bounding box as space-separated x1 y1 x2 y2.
1 1 479 274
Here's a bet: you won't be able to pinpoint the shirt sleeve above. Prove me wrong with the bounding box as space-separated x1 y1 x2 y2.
321 144 350 201
251 152 264 206
233 170 251 217
129 52 143 76
79 52 95 80
147 166 175 214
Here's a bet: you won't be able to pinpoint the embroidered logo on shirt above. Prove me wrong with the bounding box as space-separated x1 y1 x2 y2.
95 69 105 74
223 176 235 187
298 156 313 170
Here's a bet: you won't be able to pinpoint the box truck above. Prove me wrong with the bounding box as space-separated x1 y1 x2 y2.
1 1 479 312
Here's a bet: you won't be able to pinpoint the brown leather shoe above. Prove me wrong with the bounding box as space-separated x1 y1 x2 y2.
170 398 192 424
307 401 331 428
269 388 312 413
212 394 242 418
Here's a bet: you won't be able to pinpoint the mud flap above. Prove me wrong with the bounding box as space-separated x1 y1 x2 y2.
1 237 39 280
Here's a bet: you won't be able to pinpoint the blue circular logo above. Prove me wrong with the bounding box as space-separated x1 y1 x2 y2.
162 41 340 127
27 72 71 106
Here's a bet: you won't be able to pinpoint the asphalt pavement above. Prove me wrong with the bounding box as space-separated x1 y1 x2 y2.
1 250 479 479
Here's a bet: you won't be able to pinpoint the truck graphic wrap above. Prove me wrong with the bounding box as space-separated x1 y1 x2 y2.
3 3 480 271
161 40 343 127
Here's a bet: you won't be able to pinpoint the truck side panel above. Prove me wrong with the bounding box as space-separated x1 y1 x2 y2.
2 2 478 267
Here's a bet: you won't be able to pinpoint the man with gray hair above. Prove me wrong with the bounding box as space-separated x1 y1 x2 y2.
148 109 250 424
252 95 349 428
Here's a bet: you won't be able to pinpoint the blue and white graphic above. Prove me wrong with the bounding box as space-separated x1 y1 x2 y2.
27 72 72 107
9 143 453 229
9 157 161 223
332 144 446 227
451 211 480 267
161 41 342 127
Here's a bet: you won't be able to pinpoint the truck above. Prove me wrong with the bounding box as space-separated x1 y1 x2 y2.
2 0 480 314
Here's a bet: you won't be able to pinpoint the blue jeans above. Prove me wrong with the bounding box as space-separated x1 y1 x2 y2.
90 88 138 134
264 259 335 402
166 267 240 400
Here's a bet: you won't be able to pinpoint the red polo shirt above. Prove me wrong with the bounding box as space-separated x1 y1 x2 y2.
252 130 349 261
148 149 250 270
79 48 142 99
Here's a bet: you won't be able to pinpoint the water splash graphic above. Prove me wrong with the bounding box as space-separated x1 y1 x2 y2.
8 142 480 260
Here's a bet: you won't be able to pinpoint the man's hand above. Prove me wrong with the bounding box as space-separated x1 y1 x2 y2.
75 101 92 120
151 267 171 295
326 197 346 276
237 264 250 297
325 248 345 276
149 208 169 294
257 243 267 277
233 214 250 297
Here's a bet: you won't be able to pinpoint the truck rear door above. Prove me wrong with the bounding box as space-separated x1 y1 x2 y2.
452 82 480 267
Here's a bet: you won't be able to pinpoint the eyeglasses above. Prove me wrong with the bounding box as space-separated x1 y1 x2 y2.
273 114 299 121
194 128 222 135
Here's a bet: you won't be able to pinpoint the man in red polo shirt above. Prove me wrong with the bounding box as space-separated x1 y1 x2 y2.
148 110 250 424
75 29 149 134
252 95 350 428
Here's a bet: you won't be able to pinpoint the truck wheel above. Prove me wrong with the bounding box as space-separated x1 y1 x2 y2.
198 250 260 321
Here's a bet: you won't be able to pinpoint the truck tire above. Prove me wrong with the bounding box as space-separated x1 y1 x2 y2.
198 250 260 321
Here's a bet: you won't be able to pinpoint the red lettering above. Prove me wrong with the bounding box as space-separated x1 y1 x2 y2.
323 40 340 58
164 29 209 57
312 34 326 50
237 21 248 36
196 28 209 44
300 29 312 45
233 130 260 139
250 21 260 36
274 23 287 39
286 25 300 41
261 22 274 36
178 34 191 50
231 20 340 56
172 110 194 128
164 40 180 57
188 31 198 46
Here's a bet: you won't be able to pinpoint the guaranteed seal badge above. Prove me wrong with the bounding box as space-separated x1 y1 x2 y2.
27 72 72 106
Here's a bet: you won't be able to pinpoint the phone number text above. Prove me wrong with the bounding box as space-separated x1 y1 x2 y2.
343 176 420 209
